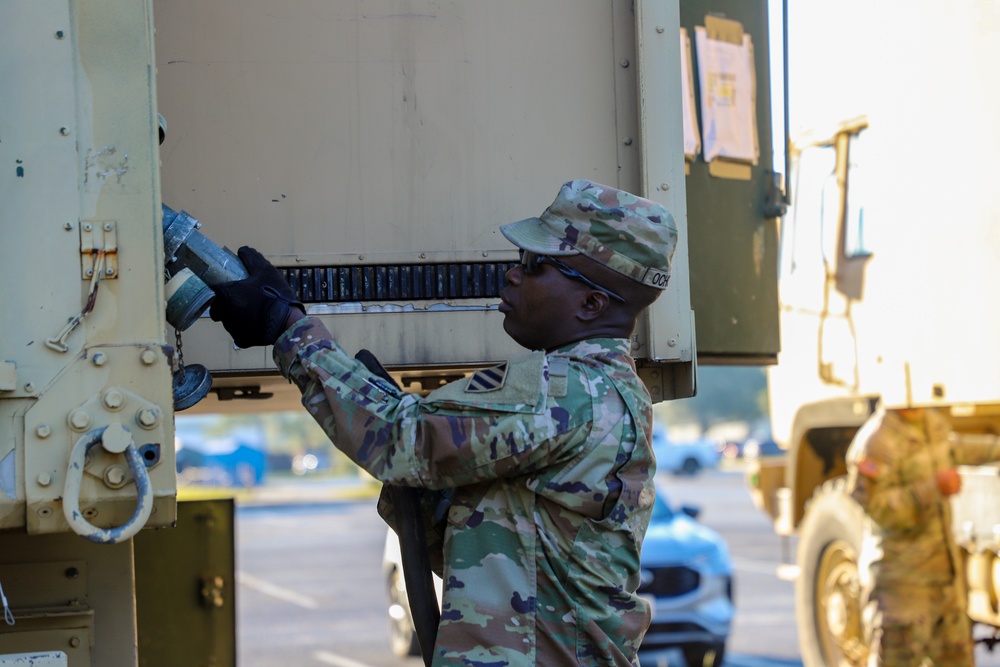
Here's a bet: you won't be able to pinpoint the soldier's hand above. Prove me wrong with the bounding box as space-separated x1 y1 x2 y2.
934 468 962 496
210 246 304 348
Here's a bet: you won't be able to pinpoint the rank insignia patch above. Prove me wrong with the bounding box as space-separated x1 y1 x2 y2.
466 362 509 392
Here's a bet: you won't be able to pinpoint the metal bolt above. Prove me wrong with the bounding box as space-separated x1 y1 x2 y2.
83 223 93 231
55 30 65 39
620 59 630 68
105 267 115 276
140 349 157 365
37 472 52 487
69 410 91 430
59 127 70 136
103 222 114 231
85 268 94 277
137 407 159 428
69 636 81 648
92 352 107 366
104 465 127 488
64 222 74 231
24 382 35 393
656 25 665 34
36 424 51 439
623 137 633 146
668 338 678 347
659 183 670 191
103 389 125 410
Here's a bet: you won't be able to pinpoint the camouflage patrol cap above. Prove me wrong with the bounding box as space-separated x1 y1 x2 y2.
500 179 678 289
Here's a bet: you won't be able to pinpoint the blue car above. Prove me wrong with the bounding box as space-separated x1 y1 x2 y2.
637 485 734 667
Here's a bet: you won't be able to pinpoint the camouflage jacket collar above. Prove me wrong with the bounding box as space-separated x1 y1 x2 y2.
547 337 636 372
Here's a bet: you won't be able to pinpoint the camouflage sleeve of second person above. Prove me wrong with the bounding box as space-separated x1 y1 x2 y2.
271 317 594 490
951 432 1000 466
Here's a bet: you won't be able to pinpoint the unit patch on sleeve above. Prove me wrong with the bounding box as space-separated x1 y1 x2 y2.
466 362 509 393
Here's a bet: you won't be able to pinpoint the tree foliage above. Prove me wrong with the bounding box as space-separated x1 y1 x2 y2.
655 365 769 433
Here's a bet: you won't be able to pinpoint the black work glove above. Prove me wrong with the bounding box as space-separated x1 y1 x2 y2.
209 246 304 348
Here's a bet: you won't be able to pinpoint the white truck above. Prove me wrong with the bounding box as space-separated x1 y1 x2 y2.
749 1 1000 665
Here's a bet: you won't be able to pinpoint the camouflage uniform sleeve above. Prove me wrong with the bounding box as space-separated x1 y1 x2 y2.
847 412 939 531
271 318 589 490
951 432 1000 466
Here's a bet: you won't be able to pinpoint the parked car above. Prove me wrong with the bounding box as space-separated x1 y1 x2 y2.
652 424 721 476
382 483 734 665
741 437 784 460
638 487 733 666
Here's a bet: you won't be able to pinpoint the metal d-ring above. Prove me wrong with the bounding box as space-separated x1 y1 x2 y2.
62 424 153 544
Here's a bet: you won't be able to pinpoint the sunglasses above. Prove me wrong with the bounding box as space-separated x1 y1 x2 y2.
519 250 625 302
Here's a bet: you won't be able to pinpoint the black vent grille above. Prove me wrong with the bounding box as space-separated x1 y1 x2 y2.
281 262 516 304
637 566 701 598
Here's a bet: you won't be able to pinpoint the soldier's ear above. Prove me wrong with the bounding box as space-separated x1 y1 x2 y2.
576 290 610 322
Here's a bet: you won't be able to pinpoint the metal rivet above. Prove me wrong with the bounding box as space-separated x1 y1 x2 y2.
64 222 74 231
24 382 35 392
92 352 107 366
660 183 670 191
623 138 633 146
59 127 70 136
105 267 115 276
83 223 93 231
85 268 94 277
668 338 678 347
656 25 665 34
55 30 65 39
620 59 630 68
103 222 113 231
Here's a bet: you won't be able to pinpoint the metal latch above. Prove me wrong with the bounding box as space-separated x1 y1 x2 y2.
80 221 118 279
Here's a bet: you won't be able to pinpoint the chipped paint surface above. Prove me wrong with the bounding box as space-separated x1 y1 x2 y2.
84 145 129 186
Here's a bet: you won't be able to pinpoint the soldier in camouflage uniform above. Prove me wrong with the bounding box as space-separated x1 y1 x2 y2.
208 179 679 666
847 407 1000 666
